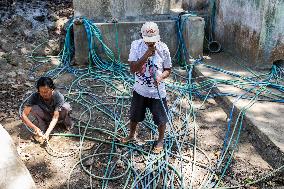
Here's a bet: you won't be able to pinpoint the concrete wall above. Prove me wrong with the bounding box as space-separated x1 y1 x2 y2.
73 0 205 64
214 0 284 68
182 0 209 12
0 124 36 189
73 0 187 22
74 17 205 64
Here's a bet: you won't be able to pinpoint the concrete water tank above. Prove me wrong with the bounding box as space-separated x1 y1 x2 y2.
72 0 205 64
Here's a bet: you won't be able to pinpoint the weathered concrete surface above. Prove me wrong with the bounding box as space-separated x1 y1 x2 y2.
214 0 284 68
193 53 284 169
73 0 185 23
74 17 205 64
0 124 36 189
182 0 209 11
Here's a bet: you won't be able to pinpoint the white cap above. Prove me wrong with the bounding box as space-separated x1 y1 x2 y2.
141 22 160 43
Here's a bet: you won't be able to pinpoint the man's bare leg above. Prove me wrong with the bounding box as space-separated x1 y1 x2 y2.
122 121 138 142
156 123 166 149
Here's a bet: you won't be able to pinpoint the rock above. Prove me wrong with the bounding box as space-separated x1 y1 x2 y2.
1 53 17 66
0 75 5 80
133 156 144 163
17 69 25 76
83 158 94 166
47 39 60 55
7 15 33 37
12 84 21 89
28 75 36 81
7 78 16 83
33 15 45 22
47 21 57 31
24 82 33 87
50 57 60 65
48 13 59 21
8 50 18 66
23 30 35 42
24 90 33 96
224 176 232 181
0 38 13 52
20 48 28 55
230 179 238 186
62 17 71 31
0 55 8 66
116 148 122 154
7 71 17 78
0 51 5 57
56 17 68 31
44 47 52 55
116 159 125 169
19 151 31 161
26 62 33 67
35 28 49 41
0 112 6 117
11 50 17 56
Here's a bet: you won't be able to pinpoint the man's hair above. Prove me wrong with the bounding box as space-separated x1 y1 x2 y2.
36 77 55 91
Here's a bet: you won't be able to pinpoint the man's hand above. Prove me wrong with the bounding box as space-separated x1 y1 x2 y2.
154 69 171 86
129 42 156 74
43 134 49 142
34 127 43 137
146 44 156 57
154 75 163 86
33 128 46 144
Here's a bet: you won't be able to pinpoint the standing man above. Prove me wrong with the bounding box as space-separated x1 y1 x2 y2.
123 22 172 153
21 77 73 143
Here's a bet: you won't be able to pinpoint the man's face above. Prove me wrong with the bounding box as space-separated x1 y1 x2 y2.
39 86 53 101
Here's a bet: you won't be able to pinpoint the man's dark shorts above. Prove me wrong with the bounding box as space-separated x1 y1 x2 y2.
129 90 169 125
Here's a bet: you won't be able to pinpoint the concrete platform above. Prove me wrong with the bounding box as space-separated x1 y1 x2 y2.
0 124 36 189
193 52 284 169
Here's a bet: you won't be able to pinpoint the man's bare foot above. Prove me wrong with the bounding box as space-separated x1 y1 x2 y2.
120 136 136 144
64 120 74 131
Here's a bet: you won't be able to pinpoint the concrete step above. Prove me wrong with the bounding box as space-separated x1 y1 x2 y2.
192 52 284 170
0 124 36 189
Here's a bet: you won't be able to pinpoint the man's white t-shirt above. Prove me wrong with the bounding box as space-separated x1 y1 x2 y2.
128 39 172 99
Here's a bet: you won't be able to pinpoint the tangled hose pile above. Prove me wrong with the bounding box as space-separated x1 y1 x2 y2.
20 17 284 188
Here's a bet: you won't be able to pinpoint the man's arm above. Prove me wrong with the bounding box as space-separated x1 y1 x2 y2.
130 45 155 74
21 107 43 136
44 111 59 140
155 68 171 86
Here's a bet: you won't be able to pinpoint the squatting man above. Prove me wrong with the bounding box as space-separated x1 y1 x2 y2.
21 77 73 143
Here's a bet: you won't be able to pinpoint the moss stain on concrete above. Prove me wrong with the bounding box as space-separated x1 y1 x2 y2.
258 0 284 64
216 0 283 66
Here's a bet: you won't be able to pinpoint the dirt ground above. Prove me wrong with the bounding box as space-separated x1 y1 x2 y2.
0 1 283 189
2 78 283 189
